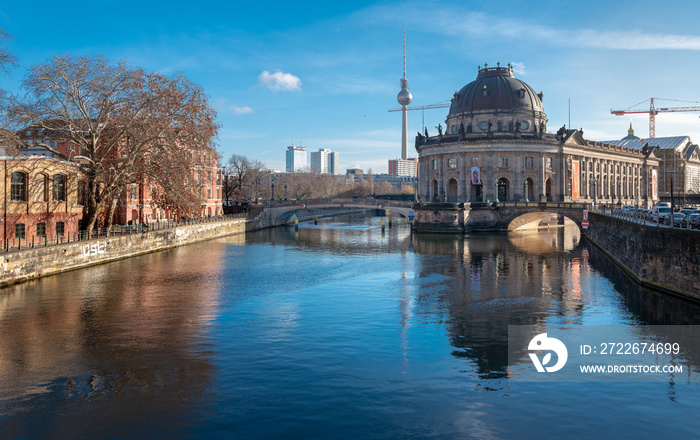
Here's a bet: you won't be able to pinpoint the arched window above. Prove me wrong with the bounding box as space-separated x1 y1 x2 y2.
10 172 28 202
497 178 509 202
52 174 66 201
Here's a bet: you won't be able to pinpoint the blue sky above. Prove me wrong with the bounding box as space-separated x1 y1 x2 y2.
3 0 700 173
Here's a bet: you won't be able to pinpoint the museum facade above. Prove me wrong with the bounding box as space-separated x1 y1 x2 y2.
415 65 661 207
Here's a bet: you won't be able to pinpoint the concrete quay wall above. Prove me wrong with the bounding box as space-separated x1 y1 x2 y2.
0 219 247 288
585 213 700 301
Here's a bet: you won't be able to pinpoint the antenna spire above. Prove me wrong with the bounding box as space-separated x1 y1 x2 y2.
403 27 406 79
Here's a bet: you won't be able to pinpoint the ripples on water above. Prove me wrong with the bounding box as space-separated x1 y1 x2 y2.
0 214 699 439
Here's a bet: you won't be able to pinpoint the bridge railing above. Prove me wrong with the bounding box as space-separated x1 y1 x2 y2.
264 198 414 208
599 207 698 231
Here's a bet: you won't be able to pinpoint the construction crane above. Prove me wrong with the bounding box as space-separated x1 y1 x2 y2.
388 102 451 131
611 98 700 138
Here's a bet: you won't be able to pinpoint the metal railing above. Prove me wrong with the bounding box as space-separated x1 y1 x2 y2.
2 212 254 253
601 207 699 231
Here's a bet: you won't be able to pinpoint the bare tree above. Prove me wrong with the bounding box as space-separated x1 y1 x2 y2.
0 30 17 77
1 54 219 230
0 30 18 150
226 154 250 200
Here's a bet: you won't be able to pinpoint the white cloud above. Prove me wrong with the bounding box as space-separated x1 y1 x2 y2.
233 106 254 114
365 4 700 51
258 70 302 91
510 62 526 76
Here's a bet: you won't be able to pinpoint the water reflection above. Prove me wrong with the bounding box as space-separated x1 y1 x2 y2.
1 214 699 439
0 243 226 438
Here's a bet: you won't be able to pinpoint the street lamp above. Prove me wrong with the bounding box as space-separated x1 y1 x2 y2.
494 181 499 203
523 179 529 202
271 179 275 202
591 177 597 207
617 179 622 206
284 182 288 201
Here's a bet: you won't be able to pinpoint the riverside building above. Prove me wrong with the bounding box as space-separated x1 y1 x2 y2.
415 64 661 207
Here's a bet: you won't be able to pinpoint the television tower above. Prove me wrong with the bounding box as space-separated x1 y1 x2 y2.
396 27 412 160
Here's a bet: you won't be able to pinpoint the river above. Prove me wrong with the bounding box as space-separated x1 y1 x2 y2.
0 214 699 439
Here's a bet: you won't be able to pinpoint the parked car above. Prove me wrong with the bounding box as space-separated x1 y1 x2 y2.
682 213 700 229
623 205 636 212
668 212 686 227
652 205 672 222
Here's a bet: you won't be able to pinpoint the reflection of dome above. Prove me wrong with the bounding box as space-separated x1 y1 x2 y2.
445 65 547 135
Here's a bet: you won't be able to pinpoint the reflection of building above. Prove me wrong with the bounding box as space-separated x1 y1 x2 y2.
410 230 586 379
415 65 661 206
311 148 340 175
0 156 84 240
286 146 307 173
388 158 418 177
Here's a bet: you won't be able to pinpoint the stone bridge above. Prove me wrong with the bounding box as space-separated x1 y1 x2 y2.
250 198 415 228
413 201 592 233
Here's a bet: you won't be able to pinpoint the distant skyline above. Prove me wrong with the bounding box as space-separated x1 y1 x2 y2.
3 1 700 173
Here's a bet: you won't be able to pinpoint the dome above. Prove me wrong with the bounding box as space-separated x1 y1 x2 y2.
444 65 547 136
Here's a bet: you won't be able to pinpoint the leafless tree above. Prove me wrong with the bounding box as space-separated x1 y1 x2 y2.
1 54 219 230
0 30 17 77
0 30 18 150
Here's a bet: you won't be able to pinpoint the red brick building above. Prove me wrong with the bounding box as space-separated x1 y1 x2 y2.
0 155 84 241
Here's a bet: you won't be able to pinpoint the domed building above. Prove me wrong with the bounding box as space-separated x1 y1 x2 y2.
414 64 661 232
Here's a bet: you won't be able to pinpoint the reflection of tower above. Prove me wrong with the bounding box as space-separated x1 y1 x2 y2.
396 27 412 160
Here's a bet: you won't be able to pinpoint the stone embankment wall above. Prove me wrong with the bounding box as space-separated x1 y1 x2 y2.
0 219 247 287
585 213 700 301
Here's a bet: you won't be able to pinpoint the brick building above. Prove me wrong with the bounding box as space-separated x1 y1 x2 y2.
0 155 84 241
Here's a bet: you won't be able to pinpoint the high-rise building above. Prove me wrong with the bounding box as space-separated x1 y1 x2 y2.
329 151 340 175
310 148 340 175
388 158 418 177
285 146 307 173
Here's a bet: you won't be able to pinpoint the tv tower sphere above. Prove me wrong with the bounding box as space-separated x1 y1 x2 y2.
397 78 412 106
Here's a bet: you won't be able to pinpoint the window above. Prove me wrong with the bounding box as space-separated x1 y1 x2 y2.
52 174 66 201
472 156 481 166
15 224 25 239
546 157 553 169
448 158 457 169
11 172 28 202
498 156 509 168
525 156 534 168
129 184 138 201
37 223 46 237
432 159 438 170
56 222 65 236
207 188 212 199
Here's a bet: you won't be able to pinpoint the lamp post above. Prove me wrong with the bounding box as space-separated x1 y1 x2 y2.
523 179 529 202
617 179 622 206
271 180 275 202
284 182 288 201
591 177 597 207
494 181 499 203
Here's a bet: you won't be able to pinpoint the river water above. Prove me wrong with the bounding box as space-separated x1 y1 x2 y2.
0 214 699 439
